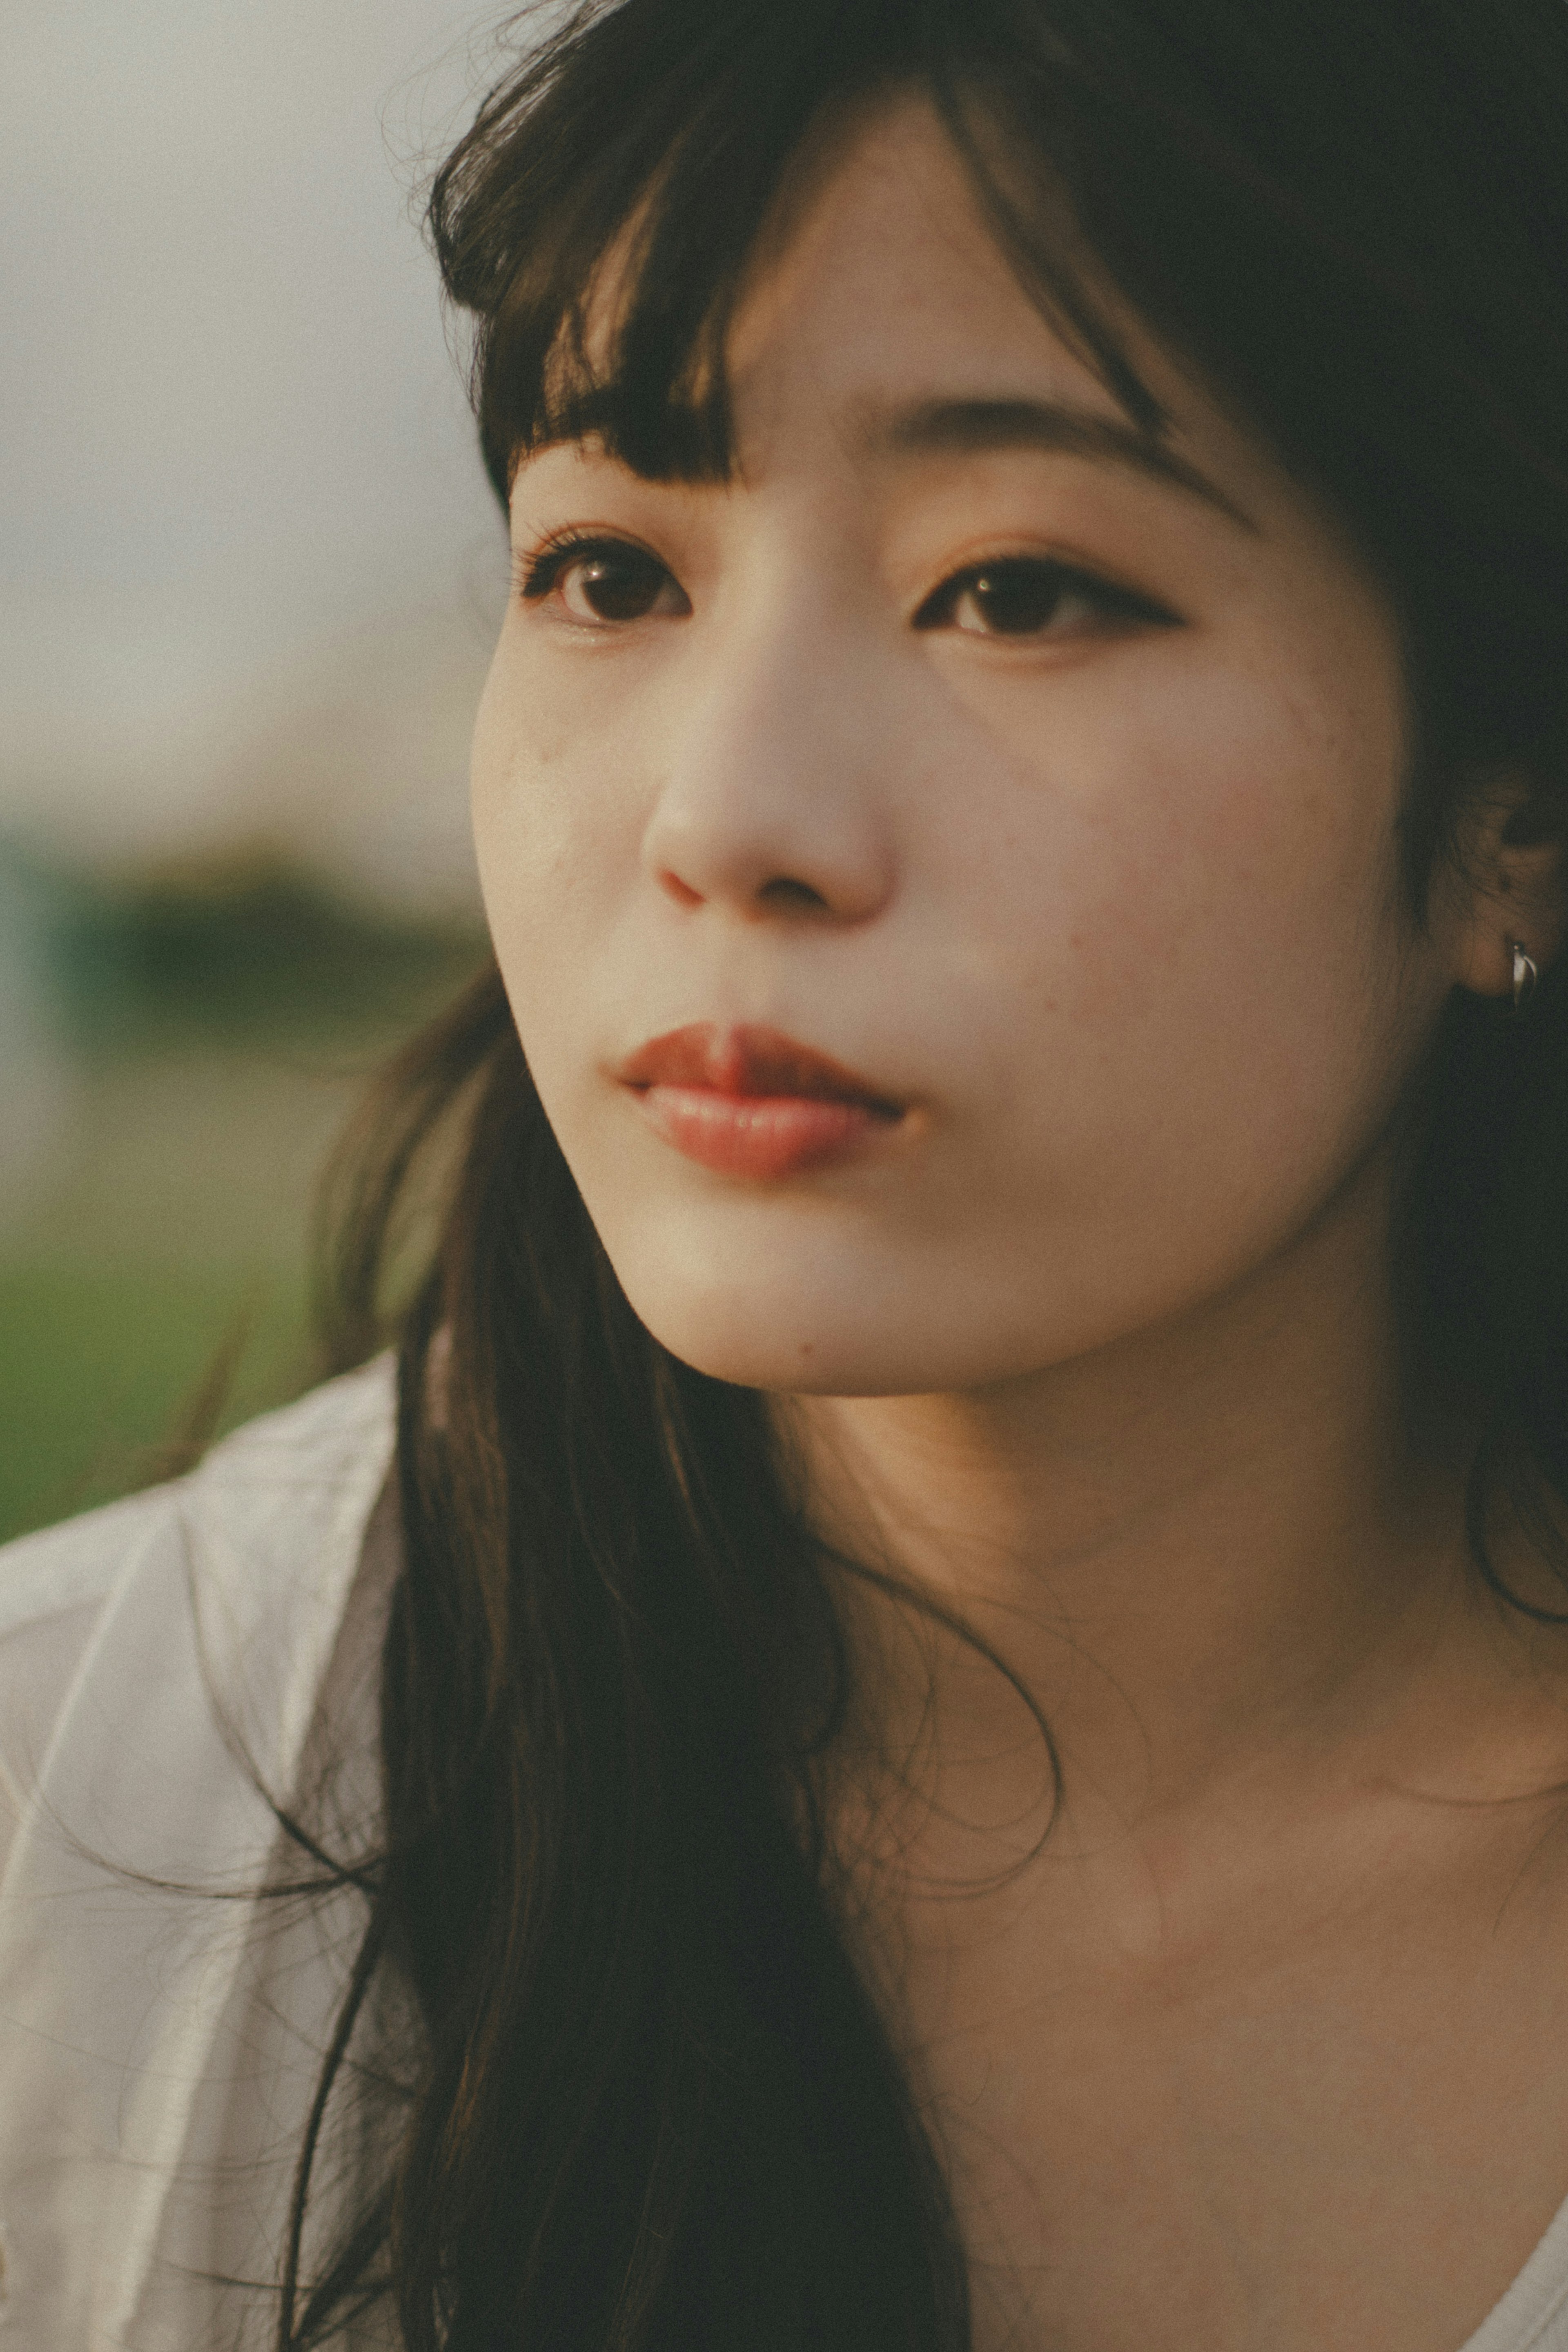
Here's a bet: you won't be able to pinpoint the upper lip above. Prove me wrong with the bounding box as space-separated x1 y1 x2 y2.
617 1023 903 1113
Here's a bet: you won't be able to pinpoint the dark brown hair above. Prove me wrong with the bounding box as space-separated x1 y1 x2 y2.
282 2 1568 2342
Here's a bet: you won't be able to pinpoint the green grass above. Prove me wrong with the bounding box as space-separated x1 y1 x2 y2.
0 861 486 1547
0 1262 316 1541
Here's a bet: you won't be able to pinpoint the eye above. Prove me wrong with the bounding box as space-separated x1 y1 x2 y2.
913 556 1176 641
518 533 690 624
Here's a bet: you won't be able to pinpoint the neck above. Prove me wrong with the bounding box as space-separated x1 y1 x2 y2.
777 1148 1483 1832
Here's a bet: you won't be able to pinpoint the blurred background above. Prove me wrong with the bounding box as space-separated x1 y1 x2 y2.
0 0 520 1539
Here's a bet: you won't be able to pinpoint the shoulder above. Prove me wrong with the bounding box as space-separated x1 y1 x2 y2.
0 1356 401 2344
0 1354 399 1861
0 1351 398 1639
0 1484 172 1643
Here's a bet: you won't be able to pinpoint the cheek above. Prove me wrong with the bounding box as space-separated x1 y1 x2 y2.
919 637 1413 1206
1003 649 1395 997
470 631 630 1002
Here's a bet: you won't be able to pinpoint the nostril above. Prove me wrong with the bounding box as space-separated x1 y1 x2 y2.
757 876 829 912
657 868 704 908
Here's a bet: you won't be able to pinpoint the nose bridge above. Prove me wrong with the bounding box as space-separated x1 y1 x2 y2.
639 582 894 921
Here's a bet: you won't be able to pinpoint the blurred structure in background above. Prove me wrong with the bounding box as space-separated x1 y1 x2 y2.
0 0 518 1537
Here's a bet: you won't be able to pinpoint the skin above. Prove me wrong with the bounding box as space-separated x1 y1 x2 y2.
473 94 1568 2352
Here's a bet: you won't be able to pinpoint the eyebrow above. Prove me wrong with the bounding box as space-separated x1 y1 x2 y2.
858 396 1258 534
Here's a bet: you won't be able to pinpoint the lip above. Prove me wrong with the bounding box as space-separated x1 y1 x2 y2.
616 1022 906 1178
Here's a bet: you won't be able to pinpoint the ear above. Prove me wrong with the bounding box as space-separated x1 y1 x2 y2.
1441 772 1567 1001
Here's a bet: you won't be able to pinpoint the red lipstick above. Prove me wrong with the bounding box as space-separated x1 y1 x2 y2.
617 1023 904 1178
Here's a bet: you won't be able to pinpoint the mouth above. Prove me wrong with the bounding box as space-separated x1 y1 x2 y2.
615 1022 906 1178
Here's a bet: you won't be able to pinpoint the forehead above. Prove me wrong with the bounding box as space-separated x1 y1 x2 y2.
724 95 1110 417
514 89 1353 575
550 91 1274 530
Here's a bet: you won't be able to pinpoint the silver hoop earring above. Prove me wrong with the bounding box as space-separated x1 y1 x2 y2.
1512 939 1539 1013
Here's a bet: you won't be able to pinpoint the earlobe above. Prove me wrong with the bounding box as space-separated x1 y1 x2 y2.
1512 939 1540 1013
1446 773 1566 1003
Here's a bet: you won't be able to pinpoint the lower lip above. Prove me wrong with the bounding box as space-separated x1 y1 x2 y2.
633 1085 898 1177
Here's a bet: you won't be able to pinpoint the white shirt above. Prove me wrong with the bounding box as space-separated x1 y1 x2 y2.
4 1355 1568 2351
0 1357 399 2348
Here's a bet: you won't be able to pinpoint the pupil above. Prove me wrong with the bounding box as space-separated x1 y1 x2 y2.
582 555 660 620
972 565 1061 634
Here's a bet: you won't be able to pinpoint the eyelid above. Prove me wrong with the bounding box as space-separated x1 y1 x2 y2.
512 526 1181 633
514 527 668 600
912 551 1181 632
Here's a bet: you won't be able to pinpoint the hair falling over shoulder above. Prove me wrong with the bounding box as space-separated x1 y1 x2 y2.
282 2 1568 2343
295 961 972 2350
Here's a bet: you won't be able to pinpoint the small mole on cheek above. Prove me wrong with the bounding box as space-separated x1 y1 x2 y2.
798 1343 814 1361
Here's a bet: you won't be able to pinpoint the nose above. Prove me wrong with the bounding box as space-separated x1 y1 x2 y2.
639 604 896 925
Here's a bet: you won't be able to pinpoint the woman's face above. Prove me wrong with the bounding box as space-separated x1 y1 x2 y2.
471 96 1456 1397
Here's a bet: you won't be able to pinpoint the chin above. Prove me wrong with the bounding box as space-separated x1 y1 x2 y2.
600 1224 1059 1399
620 1277 899 1394
598 1228 920 1396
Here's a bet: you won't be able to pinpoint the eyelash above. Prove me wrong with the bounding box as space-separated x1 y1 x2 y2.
516 532 677 607
514 529 1177 639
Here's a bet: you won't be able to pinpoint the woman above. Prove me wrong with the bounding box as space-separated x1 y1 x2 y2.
4 0 1568 2345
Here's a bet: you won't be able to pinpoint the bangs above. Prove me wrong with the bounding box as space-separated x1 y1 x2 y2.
430 2 1167 501
430 0 1568 826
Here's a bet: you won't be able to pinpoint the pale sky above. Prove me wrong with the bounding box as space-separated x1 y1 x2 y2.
1 0 534 902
